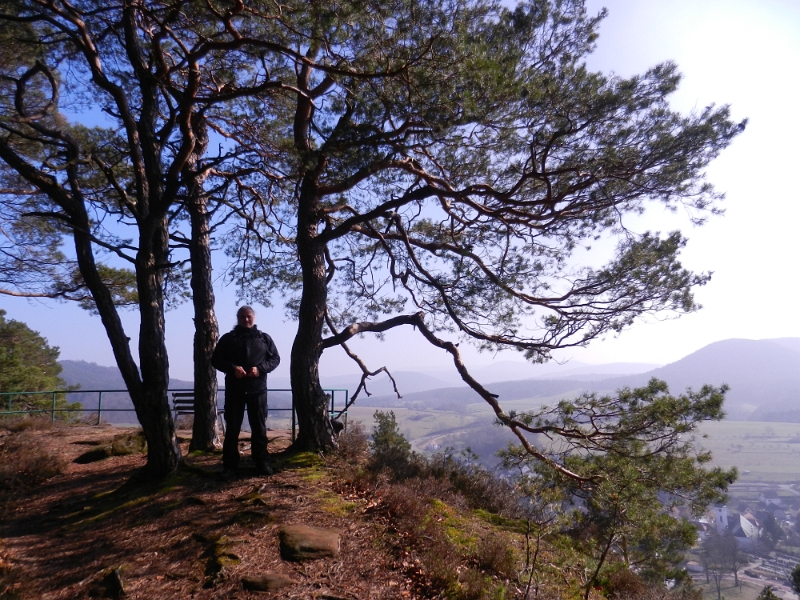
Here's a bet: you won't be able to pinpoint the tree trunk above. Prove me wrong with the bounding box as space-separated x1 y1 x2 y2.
188 198 219 451
135 216 181 477
185 118 220 452
0 130 180 479
290 185 336 452
73 201 180 478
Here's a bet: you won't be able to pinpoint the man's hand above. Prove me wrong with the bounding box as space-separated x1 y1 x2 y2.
247 366 259 378
233 366 247 379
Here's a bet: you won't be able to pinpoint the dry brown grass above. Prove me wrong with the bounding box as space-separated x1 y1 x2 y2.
0 425 428 599
331 416 525 599
0 427 67 493
0 415 57 433
0 418 693 600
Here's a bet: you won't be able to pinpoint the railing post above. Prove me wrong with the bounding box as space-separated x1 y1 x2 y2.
97 391 103 425
51 391 57 423
291 395 296 442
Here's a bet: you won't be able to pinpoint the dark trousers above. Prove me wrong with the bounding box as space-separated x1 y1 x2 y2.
222 391 268 470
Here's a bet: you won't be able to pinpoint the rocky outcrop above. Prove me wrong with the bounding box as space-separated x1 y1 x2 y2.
73 431 147 463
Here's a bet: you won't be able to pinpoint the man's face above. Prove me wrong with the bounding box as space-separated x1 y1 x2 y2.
237 309 255 328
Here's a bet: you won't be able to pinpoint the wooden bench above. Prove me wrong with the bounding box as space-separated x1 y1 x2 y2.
172 392 225 433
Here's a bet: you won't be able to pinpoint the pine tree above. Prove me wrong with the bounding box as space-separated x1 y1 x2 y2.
0 310 78 416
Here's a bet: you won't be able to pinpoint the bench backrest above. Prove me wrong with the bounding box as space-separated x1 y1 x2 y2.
172 392 195 414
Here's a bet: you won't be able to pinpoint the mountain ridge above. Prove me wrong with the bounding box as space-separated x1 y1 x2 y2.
356 338 800 421
58 337 800 422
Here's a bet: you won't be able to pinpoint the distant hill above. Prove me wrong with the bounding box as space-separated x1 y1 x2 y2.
58 360 293 423
409 360 660 385
271 370 455 397
357 378 585 410
60 360 194 392
59 360 195 423
770 338 800 354
58 338 800 424
358 338 800 422
595 339 800 420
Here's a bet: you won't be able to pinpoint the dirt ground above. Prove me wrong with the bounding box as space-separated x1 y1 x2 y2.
0 423 417 599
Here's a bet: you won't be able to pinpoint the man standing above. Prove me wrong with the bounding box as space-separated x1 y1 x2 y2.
211 306 280 479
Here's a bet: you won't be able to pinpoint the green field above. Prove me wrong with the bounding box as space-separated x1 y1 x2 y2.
698 421 800 484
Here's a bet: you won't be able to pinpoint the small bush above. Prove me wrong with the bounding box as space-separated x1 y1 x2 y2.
473 535 518 580
431 449 519 516
606 568 648 599
353 412 525 600
607 570 702 600
0 415 54 433
419 526 461 593
458 567 509 600
73 412 108 425
337 420 369 460
379 481 433 529
370 411 425 479
0 431 66 492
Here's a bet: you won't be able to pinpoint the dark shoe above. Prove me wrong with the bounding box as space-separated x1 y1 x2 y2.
221 468 237 482
254 463 273 476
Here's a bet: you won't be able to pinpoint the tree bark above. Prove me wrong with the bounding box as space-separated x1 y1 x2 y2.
0 135 181 478
185 118 220 451
72 200 179 477
188 196 220 451
290 183 336 452
135 215 181 476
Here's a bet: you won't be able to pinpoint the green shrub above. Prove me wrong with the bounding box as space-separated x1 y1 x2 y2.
370 410 423 479
430 448 519 516
358 413 522 599
367 412 519 516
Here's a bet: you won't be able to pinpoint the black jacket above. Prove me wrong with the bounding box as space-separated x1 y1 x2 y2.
211 325 280 394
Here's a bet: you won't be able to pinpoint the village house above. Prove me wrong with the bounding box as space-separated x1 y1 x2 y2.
760 490 782 506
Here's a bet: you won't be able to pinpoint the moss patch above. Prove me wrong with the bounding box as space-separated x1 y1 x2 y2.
473 509 528 534
317 489 358 516
276 451 323 470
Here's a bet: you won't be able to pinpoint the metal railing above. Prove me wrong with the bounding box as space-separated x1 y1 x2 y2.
0 387 349 441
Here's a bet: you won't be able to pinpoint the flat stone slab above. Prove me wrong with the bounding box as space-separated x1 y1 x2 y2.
278 524 340 561
241 573 296 591
73 432 147 463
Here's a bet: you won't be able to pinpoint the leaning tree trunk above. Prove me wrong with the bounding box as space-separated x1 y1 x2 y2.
290 187 336 452
185 117 220 451
0 123 181 478
73 200 180 477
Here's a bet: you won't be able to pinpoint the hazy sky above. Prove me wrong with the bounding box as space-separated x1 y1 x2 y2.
1 0 798 382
